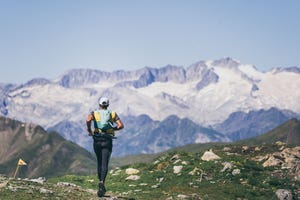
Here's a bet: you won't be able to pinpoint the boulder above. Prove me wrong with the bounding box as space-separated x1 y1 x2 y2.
125 168 140 175
232 169 241 176
189 167 201 176
275 189 293 200
125 175 141 181
201 150 221 161
262 156 283 167
173 165 183 174
220 162 233 172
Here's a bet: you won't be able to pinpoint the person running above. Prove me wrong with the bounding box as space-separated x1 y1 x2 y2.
86 97 124 197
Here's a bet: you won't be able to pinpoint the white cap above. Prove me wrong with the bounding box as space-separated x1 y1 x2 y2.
99 97 109 106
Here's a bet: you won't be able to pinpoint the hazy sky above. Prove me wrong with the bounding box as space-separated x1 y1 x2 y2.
0 0 299 83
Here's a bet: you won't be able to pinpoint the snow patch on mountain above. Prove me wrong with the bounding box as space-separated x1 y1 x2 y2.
135 81 196 98
7 84 93 128
255 72 300 113
195 134 215 143
238 64 263 81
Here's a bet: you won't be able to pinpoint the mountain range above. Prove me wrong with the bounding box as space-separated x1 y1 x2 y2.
0 57 300 156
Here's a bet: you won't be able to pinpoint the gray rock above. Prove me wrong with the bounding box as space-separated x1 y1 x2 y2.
125 175 140 181
201 150 221 161
125 168 140 175
232 169 241 176
221 162 233 172
28 177 46 184
39 187 53 194
263 156 283 167
275 189 293 200
56 182 79 187
177 194 190 199
173 165 183 174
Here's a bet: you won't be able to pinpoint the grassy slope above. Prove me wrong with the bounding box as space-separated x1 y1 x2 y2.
1 142 299 199
49 143 299 199
238 118 300 145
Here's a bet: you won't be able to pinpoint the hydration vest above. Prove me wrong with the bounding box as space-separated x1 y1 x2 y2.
93 109 116 135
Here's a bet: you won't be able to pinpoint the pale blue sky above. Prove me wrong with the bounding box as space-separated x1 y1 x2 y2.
0 0 299 83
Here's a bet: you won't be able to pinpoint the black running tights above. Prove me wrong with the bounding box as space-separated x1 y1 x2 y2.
93 138 112 183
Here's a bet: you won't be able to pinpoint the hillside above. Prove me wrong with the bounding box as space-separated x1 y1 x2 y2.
0 116 96 178
108 117 300 184
0 142 299 199
239 118 300 145
214 108 300 141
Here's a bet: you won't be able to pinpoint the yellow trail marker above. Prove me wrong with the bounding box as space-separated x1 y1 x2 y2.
13 158 27 179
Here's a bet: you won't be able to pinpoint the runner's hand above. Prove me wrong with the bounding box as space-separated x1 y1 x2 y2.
87 129 93 136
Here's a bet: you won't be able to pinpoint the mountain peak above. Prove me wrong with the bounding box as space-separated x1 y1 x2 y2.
272 66 300 74
24 78 51 87
56 69 108 88
211 57 241 68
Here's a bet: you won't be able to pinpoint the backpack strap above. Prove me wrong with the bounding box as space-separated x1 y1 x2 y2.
93 111 101 121
110 111 116 121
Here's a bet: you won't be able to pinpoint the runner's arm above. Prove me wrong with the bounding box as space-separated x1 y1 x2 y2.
86 113 94 136
114 113 124 130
